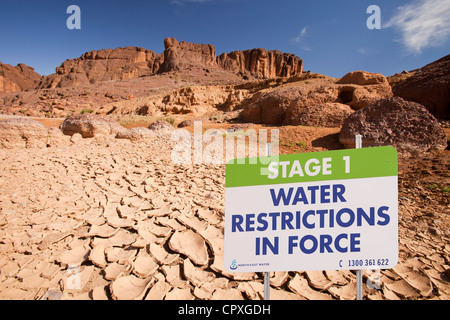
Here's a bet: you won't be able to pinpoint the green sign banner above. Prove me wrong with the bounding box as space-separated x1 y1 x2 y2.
225 146 398 188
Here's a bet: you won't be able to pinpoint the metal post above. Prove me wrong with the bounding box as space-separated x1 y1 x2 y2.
355 134 363 300
264 143 271 300
264 272 270 300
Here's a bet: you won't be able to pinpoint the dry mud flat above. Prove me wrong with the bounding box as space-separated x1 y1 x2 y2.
0 134 449 300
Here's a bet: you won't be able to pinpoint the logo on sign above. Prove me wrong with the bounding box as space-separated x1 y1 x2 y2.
230 259 238 270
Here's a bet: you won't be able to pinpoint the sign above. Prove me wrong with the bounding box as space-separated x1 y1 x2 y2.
224 146 398 272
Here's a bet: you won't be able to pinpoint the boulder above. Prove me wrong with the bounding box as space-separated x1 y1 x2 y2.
0 118 48 149
115 127 156 141
240 86 306 125
59 114 126 138
337 70 389 86
293 103 354 127
339 97 447 155
148 120 174 132
393 54 450 119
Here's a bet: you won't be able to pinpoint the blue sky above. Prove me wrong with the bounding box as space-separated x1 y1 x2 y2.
0 0 449 78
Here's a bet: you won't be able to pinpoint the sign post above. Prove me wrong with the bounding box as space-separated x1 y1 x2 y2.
224 145 398 299
355 135 362 300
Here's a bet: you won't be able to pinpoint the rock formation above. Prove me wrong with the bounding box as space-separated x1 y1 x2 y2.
335 70 393 110
240 72 392 126
0 62 41 93
38 47 163 89
393 54 450 119
37 38 303 89
217 48 303 79
339 97 447 155
59 114 126 138
158 38 216 73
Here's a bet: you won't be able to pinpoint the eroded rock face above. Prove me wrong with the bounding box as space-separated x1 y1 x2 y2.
393 54 450 119
0 118 48 149
38 47 163 89
240 73 393 126
158 38 216 73
217 48 303 79
339 97 447 155
37 38 304 89
336 71 393 110
59 114 126 138
0 62 41 93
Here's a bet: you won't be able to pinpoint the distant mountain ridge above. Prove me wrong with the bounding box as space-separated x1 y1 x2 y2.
32 37 303 90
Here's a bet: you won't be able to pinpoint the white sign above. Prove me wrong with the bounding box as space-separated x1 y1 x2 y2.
224 147 398 272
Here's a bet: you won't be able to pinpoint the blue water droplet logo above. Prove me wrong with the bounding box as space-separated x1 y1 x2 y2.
230 259 238 270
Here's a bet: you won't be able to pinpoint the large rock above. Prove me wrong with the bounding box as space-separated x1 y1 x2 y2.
147 120 174 132
293 103 354 127
339 97 447 155
393 55 450 119
336 71 393 110
0 118 48 149
158 38 216 73
0 62 41 93
240 86 306 125
115 127 156 141
59 114 125 138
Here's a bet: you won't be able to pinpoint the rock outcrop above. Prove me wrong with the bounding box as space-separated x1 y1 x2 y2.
240 72 392 126
335 70 393 110
0 63 41 93
38 47 163 89
339 97 447 155
393 54 450 119
0 118 48 148
59 114 126 138
217 48 303 79
158 38 216 73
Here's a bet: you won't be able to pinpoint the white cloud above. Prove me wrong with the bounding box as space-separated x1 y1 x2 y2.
290 26 311 51
385 0 450 54
290 27 307 45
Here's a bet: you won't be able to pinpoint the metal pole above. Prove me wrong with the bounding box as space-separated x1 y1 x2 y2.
264 143 271 300
355 134 363 300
